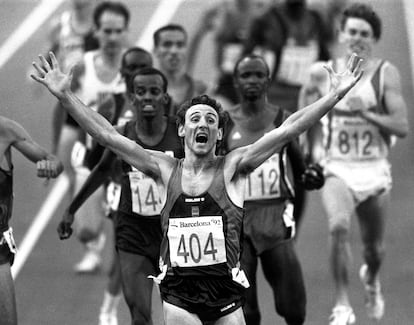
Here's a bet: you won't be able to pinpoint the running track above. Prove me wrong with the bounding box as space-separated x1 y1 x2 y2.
0 0 413 324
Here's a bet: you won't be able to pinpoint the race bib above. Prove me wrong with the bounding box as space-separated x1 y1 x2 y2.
330 117 383 160
221 43 243 73
278 39 319 86
245 154 281 201
106 181 121 211
168 216 227 267
129 168 162 216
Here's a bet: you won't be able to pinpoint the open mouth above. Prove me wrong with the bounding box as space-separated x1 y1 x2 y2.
195 134 208 143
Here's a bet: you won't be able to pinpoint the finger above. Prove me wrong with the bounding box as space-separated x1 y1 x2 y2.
49 51 59 69
353 58 363 76
39 54 50 72
32 62 46 77
347 52 358 71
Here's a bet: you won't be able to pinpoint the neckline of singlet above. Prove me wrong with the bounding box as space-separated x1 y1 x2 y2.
177 157 224 198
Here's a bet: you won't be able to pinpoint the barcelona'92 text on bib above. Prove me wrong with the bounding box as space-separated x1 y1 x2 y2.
245 154 281 201
329 116 384 161
129 167 162 216
168 216 227 267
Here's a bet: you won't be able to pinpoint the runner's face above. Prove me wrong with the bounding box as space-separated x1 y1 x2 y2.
234 58 269 101
154 30 187 73
179 105 222 156
121 51 153 83
96 11 128 56
131 74 166 119
340 17 376 59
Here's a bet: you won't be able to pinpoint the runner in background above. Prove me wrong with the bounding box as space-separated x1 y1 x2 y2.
59 47 153 325
219 54 324 325
243 0 331 231
0 117 63 325
187 0 273 110
67 1 130 274
299 3 409 324
153 24 207 116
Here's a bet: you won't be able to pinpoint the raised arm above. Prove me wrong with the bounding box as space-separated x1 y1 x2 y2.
31 52 166 179
234 53 363 174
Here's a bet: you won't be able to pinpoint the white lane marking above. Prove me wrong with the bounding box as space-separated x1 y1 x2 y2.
135 0 185 50
11 174 70 279
0 0 65 70
402 0 414 88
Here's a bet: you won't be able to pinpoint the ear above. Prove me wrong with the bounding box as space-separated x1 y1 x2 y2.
178 124 185 138
217 127 223 141
162 93 170 105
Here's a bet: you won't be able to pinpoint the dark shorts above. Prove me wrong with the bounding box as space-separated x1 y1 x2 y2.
0 243 14 266
160 275 245 322
244 199 293 255
114 211 162 268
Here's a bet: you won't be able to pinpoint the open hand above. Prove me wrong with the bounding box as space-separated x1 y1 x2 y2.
324 53 364 100
30 52 73 100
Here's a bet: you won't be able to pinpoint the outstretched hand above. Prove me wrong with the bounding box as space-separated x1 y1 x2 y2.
324 53 364 100
30 52 72 100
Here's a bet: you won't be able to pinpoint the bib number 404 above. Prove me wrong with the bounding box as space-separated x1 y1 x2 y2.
177 232 217 264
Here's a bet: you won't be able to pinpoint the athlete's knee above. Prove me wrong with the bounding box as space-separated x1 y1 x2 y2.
276 301 306 325
76 229 97 243
363 242 385 264
329 222 350 241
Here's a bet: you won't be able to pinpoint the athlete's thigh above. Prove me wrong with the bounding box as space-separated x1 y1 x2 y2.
0 264 17 325
118 250 155 307
260 241 305 301
163 301 202 325
321 176 356 230
214 307 246 325
356 190 390 245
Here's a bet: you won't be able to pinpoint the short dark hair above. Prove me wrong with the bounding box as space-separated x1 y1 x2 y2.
121 47 152 69
93 1 130 29
127 67 168 94
233 54 271 78
176 95 228 131
340 3 382 40
153 24 187 47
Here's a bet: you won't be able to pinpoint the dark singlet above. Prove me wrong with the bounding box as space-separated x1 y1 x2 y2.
159 157 244 278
